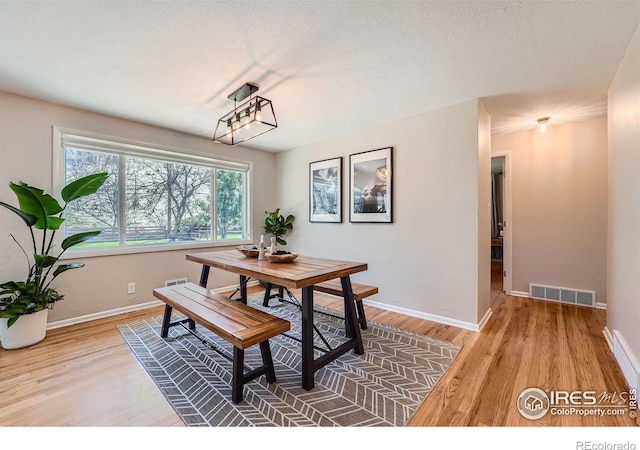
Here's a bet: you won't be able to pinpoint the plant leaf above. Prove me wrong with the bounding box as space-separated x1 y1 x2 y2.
34 254 57 268
61 172 109 203
0 281 21 291
0 201 38 226
62 231 101 250
39 216 64 230
9 182 63 230
53 263 85 278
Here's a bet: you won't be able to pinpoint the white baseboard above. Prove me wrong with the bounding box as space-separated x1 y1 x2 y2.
509 290 530 298
596 302 607 310
604 326 640 394
46 280 261 331
611 329 640 394
603 326 614 352
478 308 493 331
47 300 164 330
363 299 485 332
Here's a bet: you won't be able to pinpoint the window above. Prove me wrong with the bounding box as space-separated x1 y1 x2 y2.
54 128 251 256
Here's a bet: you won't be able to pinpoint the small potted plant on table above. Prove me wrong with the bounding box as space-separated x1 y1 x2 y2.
263 208 295 247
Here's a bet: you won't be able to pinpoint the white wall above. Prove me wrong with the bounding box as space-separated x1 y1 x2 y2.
607 22 640 365
492 117 608 301
276 99 487 328
0 92 277 323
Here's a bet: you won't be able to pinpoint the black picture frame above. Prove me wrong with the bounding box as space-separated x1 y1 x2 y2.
309 156 342 223
349 147 393 223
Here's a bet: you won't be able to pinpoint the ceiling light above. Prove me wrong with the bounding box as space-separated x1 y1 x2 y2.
537 116 550 133
213 83 277 145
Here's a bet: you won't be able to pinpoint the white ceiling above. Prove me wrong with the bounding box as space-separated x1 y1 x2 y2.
1 1 639 152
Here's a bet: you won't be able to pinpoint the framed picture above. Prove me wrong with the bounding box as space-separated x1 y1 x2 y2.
309 157 342 223
349 147 392 223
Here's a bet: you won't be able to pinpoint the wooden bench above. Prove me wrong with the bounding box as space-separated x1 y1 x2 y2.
262 279 377 330
153 282 290 404
313 279 377 330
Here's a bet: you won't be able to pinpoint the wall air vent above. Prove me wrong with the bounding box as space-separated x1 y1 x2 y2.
529 283 596 308
165 277 188 287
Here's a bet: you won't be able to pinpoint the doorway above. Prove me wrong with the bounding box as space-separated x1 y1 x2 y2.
491 152 511 294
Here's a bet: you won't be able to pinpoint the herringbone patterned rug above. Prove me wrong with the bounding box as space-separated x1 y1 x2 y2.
118 294 460 426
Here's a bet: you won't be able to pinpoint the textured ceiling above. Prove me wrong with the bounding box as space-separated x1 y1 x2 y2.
1 1 639 152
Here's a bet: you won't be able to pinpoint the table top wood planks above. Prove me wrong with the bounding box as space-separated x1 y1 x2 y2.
186 250 368 289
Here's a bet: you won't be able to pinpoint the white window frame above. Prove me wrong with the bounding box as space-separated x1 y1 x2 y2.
52 126 252 259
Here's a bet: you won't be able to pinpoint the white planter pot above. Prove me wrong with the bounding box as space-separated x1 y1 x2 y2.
0 309 49 350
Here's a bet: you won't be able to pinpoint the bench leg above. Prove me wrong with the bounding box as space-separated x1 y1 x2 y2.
263 283 285 307
232 347 245 404
262 282 273 307
356 300 368 330
259 341 276 383
340 277 364 355
161 305 173 338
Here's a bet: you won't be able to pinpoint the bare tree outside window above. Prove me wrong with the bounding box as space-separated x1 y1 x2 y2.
64 148 119 246
62 144 247 251
125 158 211 244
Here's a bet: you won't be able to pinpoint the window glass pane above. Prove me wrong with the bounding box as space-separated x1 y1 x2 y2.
125 157 212 246
60 130 250 255
216 169 245 240
64 148 119 248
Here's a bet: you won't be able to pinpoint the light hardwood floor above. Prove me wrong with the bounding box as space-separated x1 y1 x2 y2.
0 264 636 426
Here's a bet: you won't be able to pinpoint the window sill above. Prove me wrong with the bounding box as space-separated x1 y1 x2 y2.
60 239 253 260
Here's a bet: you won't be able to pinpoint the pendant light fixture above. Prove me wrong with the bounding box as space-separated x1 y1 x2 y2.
213 83 277 145
537 116 550 133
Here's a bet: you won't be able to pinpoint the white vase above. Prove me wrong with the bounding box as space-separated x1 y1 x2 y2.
0 309 49 350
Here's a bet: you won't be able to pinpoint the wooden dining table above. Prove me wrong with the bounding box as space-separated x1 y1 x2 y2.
186 249 367 390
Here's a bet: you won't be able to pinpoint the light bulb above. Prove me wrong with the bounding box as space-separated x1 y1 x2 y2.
536 117 550 133
255 101 262 122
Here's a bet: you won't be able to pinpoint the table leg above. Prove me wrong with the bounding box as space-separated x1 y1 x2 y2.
301 285 315 390
340 276 364 355
199 265 210 287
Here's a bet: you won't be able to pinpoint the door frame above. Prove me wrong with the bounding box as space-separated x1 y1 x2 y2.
491 151 512 295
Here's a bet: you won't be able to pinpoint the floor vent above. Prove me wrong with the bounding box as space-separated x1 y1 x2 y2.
529 283 596 307
165 277 188 287
613 330 640 394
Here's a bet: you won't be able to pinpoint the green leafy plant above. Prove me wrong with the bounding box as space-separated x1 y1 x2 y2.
0 172 109 327
263 208 295 246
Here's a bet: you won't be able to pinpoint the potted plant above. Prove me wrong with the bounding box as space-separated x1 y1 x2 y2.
263 208 295 246
0 172 108 349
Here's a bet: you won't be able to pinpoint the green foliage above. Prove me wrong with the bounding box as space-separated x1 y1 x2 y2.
0 281 62 328
217 170 243 239
263 208 295 246
0 172 108 327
